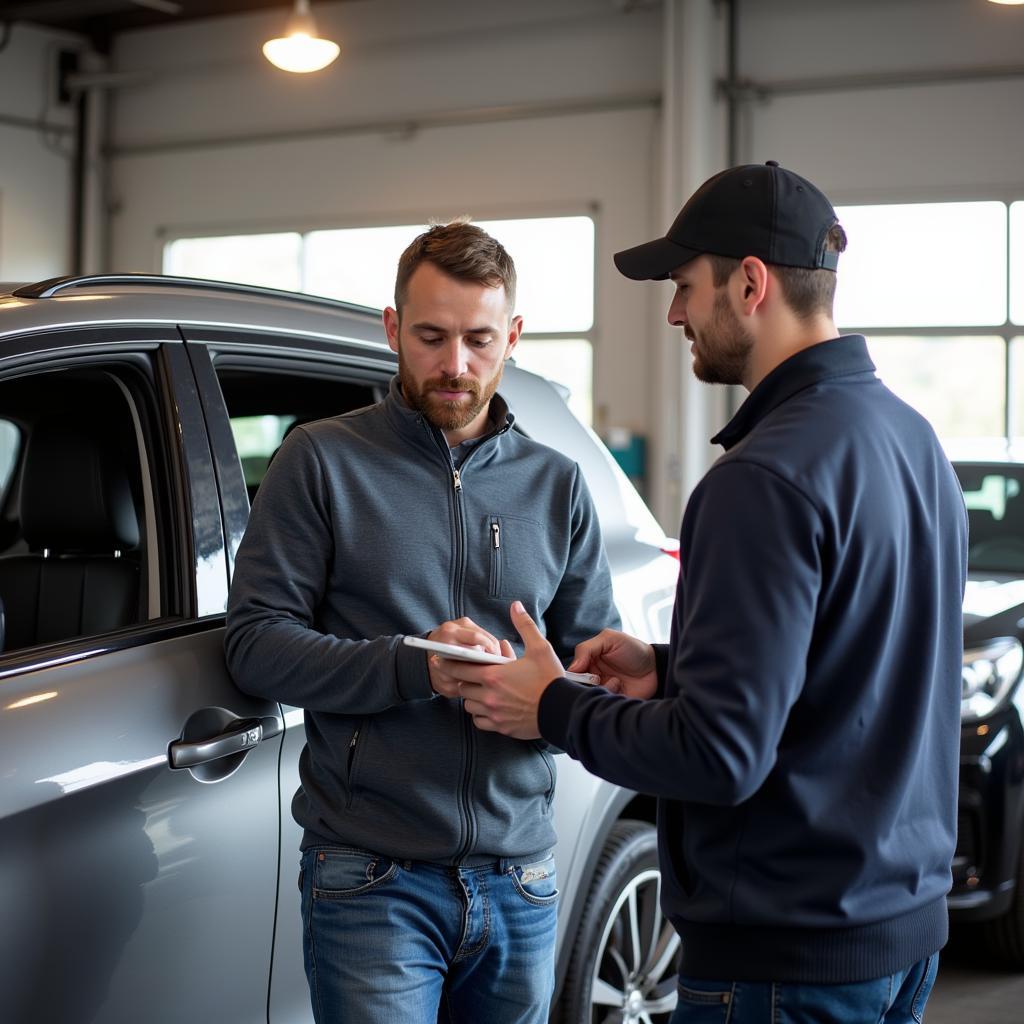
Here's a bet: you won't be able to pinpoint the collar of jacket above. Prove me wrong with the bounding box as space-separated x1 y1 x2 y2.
382 374 515 457
710 334 874 452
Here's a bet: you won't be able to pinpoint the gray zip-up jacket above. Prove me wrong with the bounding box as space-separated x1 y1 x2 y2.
225 376 618 864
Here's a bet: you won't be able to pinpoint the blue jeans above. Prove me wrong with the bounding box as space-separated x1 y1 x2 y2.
299 845 559 1024
669 954 939 1023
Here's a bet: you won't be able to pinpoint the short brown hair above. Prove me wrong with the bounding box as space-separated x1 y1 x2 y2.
394 220 517 313
706 223 848 321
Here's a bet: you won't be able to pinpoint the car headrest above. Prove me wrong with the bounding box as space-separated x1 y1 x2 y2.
19 415 140 553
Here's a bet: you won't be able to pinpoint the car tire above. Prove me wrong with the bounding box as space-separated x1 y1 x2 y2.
981 842 1024 966
555 819 680 1024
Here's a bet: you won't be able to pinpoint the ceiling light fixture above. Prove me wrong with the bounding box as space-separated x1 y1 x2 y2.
262 0 340 74
987 0 1024 5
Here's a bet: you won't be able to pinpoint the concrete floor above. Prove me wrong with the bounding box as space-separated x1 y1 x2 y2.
926 936 1024 1024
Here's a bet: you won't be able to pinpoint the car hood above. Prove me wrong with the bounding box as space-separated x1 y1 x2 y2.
963 575 1024 637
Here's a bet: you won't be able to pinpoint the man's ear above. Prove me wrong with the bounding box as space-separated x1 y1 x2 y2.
504 314 524 359
737 256 769 315
383 306 400 354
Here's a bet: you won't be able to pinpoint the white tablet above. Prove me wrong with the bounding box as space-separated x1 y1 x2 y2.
403 635 600 685
404 635 512 665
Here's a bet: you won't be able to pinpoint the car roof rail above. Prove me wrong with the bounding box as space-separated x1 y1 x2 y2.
11 273 381 316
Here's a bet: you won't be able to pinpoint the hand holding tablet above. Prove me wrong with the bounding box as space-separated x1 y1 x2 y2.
404 636 600 686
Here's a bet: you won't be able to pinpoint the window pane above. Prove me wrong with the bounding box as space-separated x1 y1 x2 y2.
511 338 592 425
304 224 422 310
1012 203 1024 326
228 414 296 488
834 203 1007 328
866 335 1005 441
304 216 594 332
476 217 594 332
957 468 1024 574
163 233 303 290
0 367 164 648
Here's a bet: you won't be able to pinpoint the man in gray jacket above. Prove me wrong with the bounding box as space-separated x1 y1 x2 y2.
225 221 617 1024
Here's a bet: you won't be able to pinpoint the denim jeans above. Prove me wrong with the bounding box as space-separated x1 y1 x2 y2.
668 953 939 1023
299 845 559 1024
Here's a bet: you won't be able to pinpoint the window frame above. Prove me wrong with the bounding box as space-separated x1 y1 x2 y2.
832 192 1020 444
179 330 396 576
0 337 198 670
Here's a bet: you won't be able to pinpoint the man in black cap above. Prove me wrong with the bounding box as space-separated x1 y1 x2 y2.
450 162 968 1021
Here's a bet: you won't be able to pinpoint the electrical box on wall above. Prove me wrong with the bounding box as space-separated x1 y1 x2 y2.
604 427 647 496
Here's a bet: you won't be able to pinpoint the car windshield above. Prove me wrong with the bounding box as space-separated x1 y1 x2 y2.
956 464 1024 573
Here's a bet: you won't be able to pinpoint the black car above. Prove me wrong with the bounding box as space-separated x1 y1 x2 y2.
951 459 1024 964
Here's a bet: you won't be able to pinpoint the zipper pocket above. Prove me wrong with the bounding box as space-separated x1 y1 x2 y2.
488 519 502 597
345 722 365 808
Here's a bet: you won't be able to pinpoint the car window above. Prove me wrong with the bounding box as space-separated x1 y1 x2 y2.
215 366 379 503
0 362 177 655
230 414 297 493
958 466 1024 573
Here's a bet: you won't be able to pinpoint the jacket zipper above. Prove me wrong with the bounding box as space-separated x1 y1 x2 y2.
424 417 509 863
345 726 361 808
489 520 502 597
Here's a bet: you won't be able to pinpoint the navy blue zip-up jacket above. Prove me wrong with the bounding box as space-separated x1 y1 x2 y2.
539 336 968 983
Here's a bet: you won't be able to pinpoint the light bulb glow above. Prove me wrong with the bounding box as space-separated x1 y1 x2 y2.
262 32 340 73
987 1 1024 6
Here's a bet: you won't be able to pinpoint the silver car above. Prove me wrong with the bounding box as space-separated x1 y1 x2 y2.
0 274 680 1024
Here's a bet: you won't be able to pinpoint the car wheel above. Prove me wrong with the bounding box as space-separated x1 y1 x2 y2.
557 820 680 1024
980 842 1024 965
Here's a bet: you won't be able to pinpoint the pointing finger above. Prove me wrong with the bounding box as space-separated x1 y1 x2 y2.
510 600 545 649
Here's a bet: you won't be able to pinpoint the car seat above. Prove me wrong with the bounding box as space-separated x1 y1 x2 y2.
0 414 141 651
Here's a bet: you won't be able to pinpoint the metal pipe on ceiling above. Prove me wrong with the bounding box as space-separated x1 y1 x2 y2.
110 91 664 157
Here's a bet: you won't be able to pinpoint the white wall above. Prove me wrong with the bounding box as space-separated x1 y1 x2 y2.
737 0 1024 202
0 22 85 281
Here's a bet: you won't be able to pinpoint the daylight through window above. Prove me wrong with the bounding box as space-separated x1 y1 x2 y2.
163 216 596 424
834 199 1022 451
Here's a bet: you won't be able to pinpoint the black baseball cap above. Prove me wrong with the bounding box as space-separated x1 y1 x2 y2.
614 161 840 281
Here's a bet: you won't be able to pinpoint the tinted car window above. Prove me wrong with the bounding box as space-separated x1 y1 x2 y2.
0 363 174 652
957 465 1024 572
215 365 378 502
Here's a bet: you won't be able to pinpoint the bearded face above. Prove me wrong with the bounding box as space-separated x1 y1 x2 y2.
384 262 521 443
398 356 503 432
687 288 755 387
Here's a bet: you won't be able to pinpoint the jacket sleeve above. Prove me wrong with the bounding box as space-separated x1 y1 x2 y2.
542 464 621 662
224 428 434 714
538 460 822 806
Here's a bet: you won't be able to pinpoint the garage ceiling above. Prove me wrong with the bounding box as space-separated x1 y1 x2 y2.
0 1 351 45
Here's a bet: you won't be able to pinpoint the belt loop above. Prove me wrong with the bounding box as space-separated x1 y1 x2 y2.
498 856 513 874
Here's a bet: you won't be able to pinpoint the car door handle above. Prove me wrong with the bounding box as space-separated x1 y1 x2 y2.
169 716 268 769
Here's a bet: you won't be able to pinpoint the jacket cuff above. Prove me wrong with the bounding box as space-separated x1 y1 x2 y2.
538 676 591 750
395 638 437 702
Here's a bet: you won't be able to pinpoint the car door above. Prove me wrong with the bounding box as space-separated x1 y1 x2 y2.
180 327 396 1024
0 331 283 1024
183 327 683 1020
